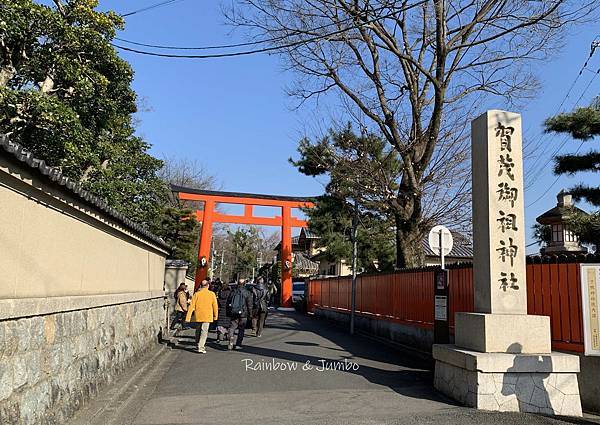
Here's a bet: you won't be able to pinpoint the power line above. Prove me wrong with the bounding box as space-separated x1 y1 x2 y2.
572 65 600 106
525 64 600 189
115 2 399 51
121 0 186 18
112 0 428 59
114 36 270 51
525 140 585 208
555 41 599 112
524 41 599 186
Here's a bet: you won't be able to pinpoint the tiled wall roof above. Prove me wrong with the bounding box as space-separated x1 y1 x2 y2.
0 135 170 251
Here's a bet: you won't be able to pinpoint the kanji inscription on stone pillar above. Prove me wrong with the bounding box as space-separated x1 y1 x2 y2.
471 110 527 314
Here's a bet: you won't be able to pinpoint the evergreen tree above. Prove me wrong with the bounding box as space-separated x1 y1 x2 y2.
543 102 600 248
0 0 200 258
227 228 261 280
306 195 395 272
291 127 398 271
1 0 166 222
545 105 600 205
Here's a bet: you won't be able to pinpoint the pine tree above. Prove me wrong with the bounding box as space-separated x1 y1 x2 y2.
291 127 402 271
544 102 600 248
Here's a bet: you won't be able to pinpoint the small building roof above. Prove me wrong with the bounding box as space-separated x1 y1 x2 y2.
305 229 474 261
300 228 320 239
293 252 319 273
421 230 473 259
273 235 301 251
536 190 588 225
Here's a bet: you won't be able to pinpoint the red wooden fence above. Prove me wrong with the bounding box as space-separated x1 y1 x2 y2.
308 256 596 353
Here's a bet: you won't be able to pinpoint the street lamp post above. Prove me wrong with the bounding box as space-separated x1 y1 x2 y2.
350 199 358 335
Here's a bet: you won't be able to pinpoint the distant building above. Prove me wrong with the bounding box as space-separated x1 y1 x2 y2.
278 227 473 277
535 190 588 255
422 230 473 266
311 250 353 276
273 228 320 277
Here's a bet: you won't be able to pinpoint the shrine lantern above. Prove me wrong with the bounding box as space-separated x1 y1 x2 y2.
535 190 588 255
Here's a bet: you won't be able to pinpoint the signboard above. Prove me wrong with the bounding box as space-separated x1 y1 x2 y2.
434 269 449 344
581 264 600 356
428 225 454 256
435 296 448 321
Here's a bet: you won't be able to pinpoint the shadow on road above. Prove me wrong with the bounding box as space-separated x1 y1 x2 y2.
173 311 449 404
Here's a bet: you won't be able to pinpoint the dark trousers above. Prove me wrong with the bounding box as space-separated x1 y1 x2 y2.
252 311 268 336
228 317 247 347
171 311 186 330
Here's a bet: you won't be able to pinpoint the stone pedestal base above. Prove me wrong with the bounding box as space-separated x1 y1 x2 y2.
433 345 582 417
455 313 551 353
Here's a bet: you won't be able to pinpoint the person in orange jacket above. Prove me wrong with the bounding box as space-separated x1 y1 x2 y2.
185 279 218 354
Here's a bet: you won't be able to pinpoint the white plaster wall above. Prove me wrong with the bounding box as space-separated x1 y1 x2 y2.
0 157 167 299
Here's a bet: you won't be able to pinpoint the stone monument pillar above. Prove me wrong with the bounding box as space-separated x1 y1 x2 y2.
433 110 582 416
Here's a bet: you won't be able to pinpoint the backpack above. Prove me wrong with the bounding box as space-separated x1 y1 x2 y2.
228 288 245 317
254 287 267 312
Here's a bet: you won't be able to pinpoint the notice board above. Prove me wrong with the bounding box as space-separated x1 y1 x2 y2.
581 264 600 356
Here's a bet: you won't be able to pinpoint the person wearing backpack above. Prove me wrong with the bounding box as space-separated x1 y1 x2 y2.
170 283 188 332
185 279 218 354
215 283 231 342
252 277 269 337
226 278 253 350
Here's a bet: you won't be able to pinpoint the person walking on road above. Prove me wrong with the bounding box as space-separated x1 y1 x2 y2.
216 283 231 342
226 279 253 350
266 280 278 307
185 279 218 354
252 277 269 337
171 283 188 332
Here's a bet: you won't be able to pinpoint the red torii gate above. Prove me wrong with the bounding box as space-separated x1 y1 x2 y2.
172 186 314 309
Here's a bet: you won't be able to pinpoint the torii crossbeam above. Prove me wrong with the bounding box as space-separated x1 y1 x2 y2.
172 186 314 309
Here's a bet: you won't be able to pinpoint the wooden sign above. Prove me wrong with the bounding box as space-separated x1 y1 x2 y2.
581 264 600 356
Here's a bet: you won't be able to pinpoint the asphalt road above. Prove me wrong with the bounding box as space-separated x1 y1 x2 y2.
67 311 599 425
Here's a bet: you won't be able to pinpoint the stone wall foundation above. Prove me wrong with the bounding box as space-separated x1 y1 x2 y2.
0 296 165 425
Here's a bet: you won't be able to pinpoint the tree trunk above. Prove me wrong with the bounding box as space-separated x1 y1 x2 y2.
394 211 425 269
0 66 16 88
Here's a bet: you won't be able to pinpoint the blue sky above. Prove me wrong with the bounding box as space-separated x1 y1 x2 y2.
96 1 599 249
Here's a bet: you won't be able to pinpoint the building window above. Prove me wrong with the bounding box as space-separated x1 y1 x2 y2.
552 224 563 242
564 227 577 242
328 264 336 275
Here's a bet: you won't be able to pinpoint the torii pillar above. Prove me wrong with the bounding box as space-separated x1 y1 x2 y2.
280 205 293 309
196 199 215 284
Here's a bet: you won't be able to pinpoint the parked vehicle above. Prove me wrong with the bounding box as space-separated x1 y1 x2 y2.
292 281 305 304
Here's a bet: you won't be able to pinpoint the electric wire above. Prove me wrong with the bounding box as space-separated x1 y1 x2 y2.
524 43 599 187
114 36 273 51
526 140 585 208
115 2 401 51
111 0 428 59
117 1 590 209
121 0 186 17
525 64 600 191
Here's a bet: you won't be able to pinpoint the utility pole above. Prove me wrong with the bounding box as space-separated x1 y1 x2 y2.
210 243 216 280
219 245 225 281
350 199 359 335
209 239 214 279
256 253 262 280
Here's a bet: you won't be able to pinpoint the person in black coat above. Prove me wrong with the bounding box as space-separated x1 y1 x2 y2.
252 277 269 337
226 279 253 350
216 284 231 342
